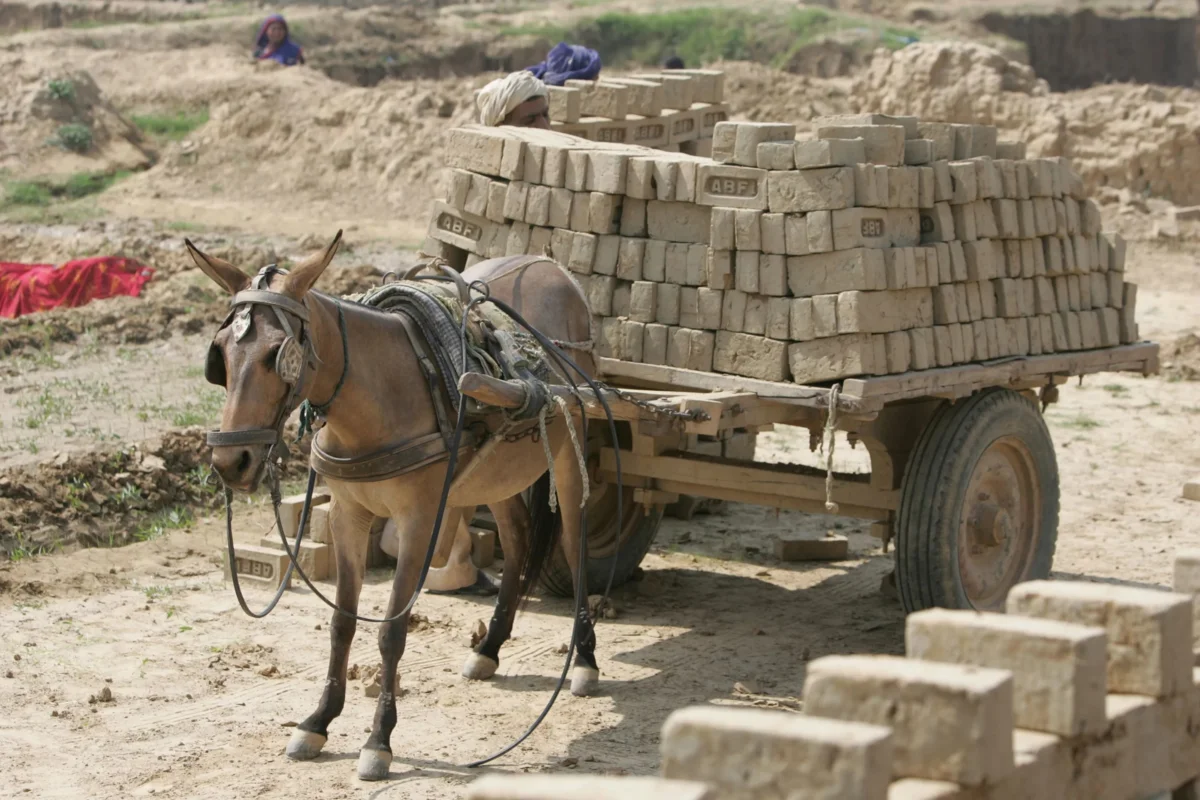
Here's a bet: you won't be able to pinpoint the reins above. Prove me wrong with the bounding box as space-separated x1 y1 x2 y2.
209 263 628 768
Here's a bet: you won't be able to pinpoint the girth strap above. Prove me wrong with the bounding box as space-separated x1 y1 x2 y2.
309 431 467 482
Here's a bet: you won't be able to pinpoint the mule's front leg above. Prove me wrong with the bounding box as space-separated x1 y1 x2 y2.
357 520 430 781
286 500 373 761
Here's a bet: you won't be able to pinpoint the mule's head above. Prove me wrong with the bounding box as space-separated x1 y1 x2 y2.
187 232 342 491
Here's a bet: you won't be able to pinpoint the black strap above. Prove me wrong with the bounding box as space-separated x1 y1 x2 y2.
207 428 280 447
230 289 310 322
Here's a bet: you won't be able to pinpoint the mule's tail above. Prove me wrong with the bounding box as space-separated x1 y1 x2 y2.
519 472 562 603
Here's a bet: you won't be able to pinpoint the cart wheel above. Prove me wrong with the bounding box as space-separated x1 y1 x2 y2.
895 388 1059 613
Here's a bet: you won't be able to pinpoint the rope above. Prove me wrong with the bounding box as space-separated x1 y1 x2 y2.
823 384 841 514
553 394 590 509
537 403 558 514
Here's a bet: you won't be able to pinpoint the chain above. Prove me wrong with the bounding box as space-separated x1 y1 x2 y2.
598 381 711 424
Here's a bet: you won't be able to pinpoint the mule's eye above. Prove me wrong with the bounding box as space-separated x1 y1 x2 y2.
264 346 280 368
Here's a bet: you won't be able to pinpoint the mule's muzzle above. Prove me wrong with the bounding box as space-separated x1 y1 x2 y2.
211 445 268 493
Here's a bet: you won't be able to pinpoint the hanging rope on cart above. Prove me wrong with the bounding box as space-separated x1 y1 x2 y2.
823 384 841 514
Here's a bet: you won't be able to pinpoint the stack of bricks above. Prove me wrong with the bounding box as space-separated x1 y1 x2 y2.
465 550 1200 800
427 111 1140 387
546 69 727 157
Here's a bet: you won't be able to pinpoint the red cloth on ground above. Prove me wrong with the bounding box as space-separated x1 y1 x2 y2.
0 257 154 318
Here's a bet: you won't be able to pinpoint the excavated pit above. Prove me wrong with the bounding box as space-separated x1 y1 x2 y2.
979 9 1197 91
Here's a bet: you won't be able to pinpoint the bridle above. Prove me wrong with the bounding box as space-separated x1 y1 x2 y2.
204 265 346 460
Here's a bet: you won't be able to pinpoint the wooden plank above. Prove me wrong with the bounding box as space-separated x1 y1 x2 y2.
596 357 841 405
598 449 898 514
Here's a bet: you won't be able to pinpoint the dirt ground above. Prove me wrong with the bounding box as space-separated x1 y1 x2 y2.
2 0 1200 795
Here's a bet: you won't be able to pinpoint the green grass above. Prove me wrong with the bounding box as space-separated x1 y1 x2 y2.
1058 414 1102 430
502 7 919 70
131 109 210 141
134 507 195 543
2 171 129 210
3 181 51 206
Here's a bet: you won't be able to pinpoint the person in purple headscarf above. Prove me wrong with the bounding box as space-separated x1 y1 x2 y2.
253 14 305 66
526 42 602 87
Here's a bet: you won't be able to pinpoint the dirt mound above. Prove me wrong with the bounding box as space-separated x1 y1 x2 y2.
712 61 852 131
0 63 153 180
1162 333 1200 382
851 41 1200 206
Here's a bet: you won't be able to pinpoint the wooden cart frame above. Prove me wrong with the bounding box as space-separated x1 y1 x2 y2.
549 343 1160 612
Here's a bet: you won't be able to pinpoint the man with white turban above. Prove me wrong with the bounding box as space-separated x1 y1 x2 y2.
475 71 551 129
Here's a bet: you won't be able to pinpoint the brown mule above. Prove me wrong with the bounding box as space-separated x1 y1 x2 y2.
187 234 599 781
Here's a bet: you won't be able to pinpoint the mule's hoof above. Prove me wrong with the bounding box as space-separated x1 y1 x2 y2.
357 748 393 782
462 653 499 681
285 729 327 761
570 665 600 697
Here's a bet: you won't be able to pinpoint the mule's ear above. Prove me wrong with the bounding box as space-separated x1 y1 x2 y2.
184 239 250 295
283 230 343 298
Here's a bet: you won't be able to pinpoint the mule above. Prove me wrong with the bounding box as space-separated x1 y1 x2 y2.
188 233 601 781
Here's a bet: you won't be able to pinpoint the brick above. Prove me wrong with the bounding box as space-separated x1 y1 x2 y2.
787 248 886 297
807 209 834 253
804 655 1014 784
705 248 731 290
996 141 1026 160
696 163 769 210
445 126 511 176
962 240 997 281
1079 271 1094 309
992 278 1021 318
1067 274 1082 311
596 317 621 358
788 333 876 382
611 282 631 317
783 213 809 255
795 137 867 169
854 164 880 207
545 86 582 124
278 492 332 540
589 192 622 235
505 222 532 256
906 608 1108 737
767 168 855 213
259 536 332 581
461 172 491 217
225 544 292 591
680 287 723 330
931 326 952 366
887 166 920 209
1008 581 1193 698
619 319 645 361
789 298 815 341
586 274 616 315
1097 307 1120 347
613 237 644 282
708 207 736 252
714 332 788 381
1120 285 1138 343
889 209 921 248
655 283 681 326
951 202 977 242
766 297 791 339
685 244 707 286
949 323 967 362
568 191 591 232
811 295 838 338
661 705 890 800
647 200 711 243
832 207 889 250
760 213 787 255
428 202 507 257
665 242 689 285
1050 313 1068 351
973 158 1001 199
564 150 589 191
710 121 737 163
917 123 957 161
733 209 762 251
734 251 759 294
528 226 552 258
837 288 933 334
777 532 850 560
917 166 936 209
446 168 473 210
524 185 551 227
547 188 572 230
603 78 664 118
948 161 978 204
743 295 766 335
667 328 715 371
817 124 904 166
883 248 908 290
468 774 712 800
932 161 953 203
905 139 934 165
920 203 955 244
992 199 1020 238
1015 161 1031 199
996 159 1018 198
721 289 747 332
1106 233 1127 271
760 254 787 296
585 151 629 195
979 277 998 318
628 281 657 323
624 157 657 200
1079 309 1101 349
932 285 959 325
674 159 700 204
933 243 952 284
757 140 795 171
884 330 912 372
909 327 934 369
726 122 795 167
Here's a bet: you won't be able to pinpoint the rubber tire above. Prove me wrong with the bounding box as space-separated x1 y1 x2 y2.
895 388 1059 613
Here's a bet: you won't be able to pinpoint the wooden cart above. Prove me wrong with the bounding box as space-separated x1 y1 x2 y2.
507 343 1159 612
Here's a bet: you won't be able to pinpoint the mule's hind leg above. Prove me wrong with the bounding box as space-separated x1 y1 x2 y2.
287 496 373 761
551 426 599 697
357 508 437 781
463 495 529 680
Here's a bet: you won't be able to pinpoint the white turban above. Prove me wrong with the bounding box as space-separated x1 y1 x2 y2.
476 71 547 127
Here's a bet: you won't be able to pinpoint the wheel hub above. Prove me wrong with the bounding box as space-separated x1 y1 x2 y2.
969 503 1012 548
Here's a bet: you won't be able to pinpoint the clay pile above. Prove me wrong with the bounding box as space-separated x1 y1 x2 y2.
426 108 1139 386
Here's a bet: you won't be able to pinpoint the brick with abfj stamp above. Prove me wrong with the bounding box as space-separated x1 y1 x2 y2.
259 536 332 581
803 655 1014 786
816 125 904 166
661 706 891 800
788 333 876 382
429 202 506 257
1007 580 1193 698
696 164 769 210
832 207 889 250
225 544 292 591
768 167 855 213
